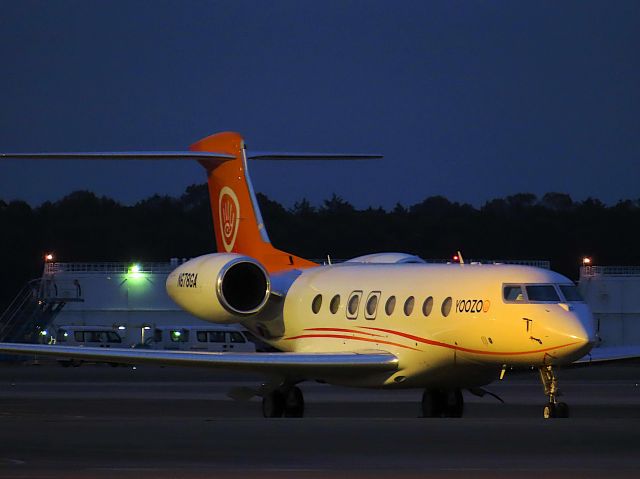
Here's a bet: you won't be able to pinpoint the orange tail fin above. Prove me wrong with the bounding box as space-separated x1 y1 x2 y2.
190 131 317 274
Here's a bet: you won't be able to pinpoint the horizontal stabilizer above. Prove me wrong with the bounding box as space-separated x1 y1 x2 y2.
1 152 381 162
0 343 398 376
247 152 382 161
0 151 235 161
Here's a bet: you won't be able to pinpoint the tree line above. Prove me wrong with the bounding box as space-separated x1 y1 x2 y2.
2 185 640 311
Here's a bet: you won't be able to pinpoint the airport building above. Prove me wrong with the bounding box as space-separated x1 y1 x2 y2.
0 259 223 347
579 265 640 347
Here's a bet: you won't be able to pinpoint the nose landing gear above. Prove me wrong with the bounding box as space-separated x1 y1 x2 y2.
539 365 569 418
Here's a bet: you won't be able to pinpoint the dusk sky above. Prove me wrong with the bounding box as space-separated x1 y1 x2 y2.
1 1 638 209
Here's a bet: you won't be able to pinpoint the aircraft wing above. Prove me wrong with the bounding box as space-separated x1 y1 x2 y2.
0 343 398 376
575 345 640 364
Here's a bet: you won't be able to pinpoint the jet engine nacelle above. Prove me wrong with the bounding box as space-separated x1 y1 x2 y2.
166 253 271 323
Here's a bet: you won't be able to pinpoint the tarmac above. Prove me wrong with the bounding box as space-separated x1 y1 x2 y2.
0 360 639 478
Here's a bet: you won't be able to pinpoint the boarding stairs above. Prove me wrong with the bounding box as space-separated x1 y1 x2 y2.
0 278 84 344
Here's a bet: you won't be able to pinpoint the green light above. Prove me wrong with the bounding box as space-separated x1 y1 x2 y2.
127 263 144 280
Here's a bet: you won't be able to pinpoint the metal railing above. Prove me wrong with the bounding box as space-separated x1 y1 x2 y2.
0 280 41 342
0 278 82 344
315 258 551 269
45 258 551 275
424 259 550 269
581 265 640 277
44 262 182 275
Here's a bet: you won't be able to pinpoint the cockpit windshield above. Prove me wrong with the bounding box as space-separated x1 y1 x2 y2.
502 284 584 303
559 284 584 302
503 285 525 302
504 283 581 304
525 285 560 302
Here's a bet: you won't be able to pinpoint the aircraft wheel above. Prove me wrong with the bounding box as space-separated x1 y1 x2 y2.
421 389 444 417
555 402 569 418
543 402 556 419
444 389 464 418
262 390 285 418
283 386 305 418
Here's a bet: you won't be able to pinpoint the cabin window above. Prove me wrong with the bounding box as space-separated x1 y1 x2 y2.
559 284 584 302
365 291 381 320
404 296 415 316
526 285 560 302
385 296 396 315
74 331 84 342
441 297 452 317
312 294 323 314
197 331 207 343
504 285 525 302
87 332 103 342
209 331 226 343
330 295 340 314
347 291 362 319
422 296 434 317
57 329 68 342
154 329 163 343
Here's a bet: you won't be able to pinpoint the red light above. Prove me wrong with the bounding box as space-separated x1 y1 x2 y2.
453 255 459 262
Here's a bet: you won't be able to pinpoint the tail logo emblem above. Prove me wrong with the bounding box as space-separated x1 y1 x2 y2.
218 187 240 252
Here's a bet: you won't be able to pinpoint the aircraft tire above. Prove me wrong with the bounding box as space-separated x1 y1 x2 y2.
262 390 285 418
444 389 464 418
283 386 305 418
555 402 569 418
421 389 444 418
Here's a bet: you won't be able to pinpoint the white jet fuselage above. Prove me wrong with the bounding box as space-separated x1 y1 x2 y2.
168 259 595 390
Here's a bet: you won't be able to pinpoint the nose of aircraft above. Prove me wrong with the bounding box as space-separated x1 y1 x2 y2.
557 307 596 363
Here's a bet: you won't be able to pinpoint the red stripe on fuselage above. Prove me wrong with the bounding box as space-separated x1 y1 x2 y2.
358 327 579 356
284 334 421 351
303 327 384 337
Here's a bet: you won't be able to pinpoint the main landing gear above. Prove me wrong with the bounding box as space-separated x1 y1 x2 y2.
421 389 464 418
262 386 305 418
539 365 569 418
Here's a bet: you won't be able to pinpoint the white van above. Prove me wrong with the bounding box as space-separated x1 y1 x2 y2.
149 326 256 353
55 326 124 367
56 326 123 347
